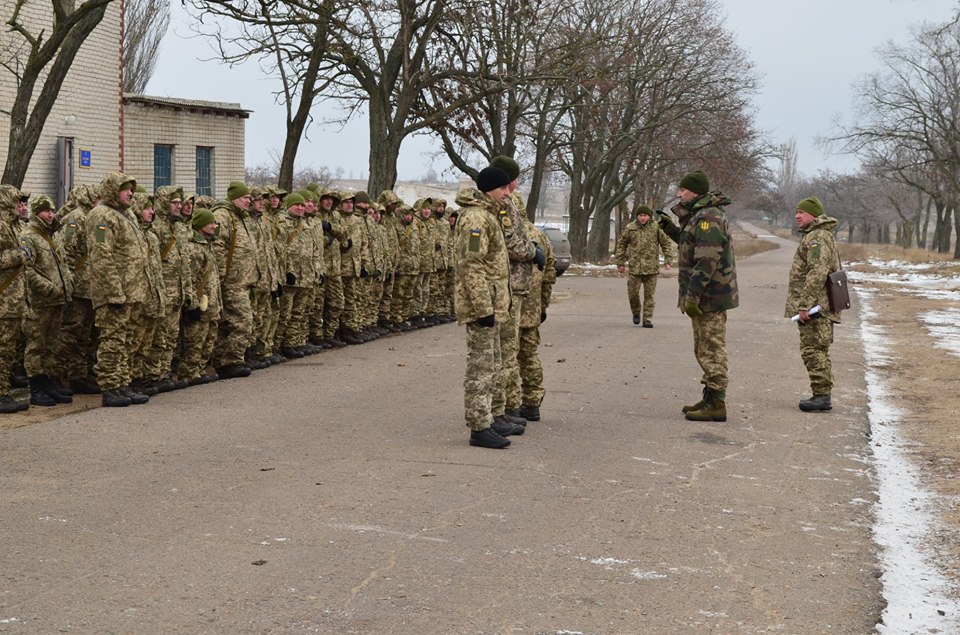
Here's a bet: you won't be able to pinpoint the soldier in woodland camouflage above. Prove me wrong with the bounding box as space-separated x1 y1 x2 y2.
247 187 283 367
316 188 348 347
337 191 370 344
615 204 673 327
785 196 841 412
412 197 434 327
87 172 151 407
658 170 738 422
377 190 403 331
129 193 167 396
180 208 223 385
517 221 556 422
277 193 323 357
0 185 29 413
390 204 420 329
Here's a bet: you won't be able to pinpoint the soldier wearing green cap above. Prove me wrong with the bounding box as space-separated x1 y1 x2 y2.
336 190 370 344
180 208 223 385
314 187 348 348
129 192 167 397
276 193 323 357
786 196 840 412
376 190 403 332
658 169 738 422
0 185 30 413
615 203 673 327
247 186 283 368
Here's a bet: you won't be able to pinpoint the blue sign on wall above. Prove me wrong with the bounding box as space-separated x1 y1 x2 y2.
79 149 91 168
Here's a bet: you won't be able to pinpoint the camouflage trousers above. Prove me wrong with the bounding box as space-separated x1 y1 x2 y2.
799 316 834 395
322 274 345 339
58 297 97 382
146 302 181 380
363 276 382 328
0 317 21 395
179 319 218 382
445 268 455 314
379 274 395 322
279 285 313 347
427 269 448 316
251 288 279 359
496 299 524 413
415 271 432 316
131 314 161 381
391 272 418 324
94 302 139 391
691 310 728 392
308 279 325 342
463 321 502 430
213 285 254 367
627 273 658 319
518 325 545 407
341 276 363 332
24 305 64 378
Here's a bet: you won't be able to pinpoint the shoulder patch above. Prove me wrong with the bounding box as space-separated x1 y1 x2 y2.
499 209 512 228
699 220 710 232
95 223 107 243
468 228 482 252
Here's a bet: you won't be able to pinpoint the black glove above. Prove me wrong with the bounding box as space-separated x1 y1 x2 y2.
183 307 203 322
540 311 547 324
434 243 441 251
108 302 124 310
343 238 353 250
322 220 332 232
475 314 495 328
360 267 369 279
655 210 677 232
532 246 546 271
317 274 325 284
286 272 297 286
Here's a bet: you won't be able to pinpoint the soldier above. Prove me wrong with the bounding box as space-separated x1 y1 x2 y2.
86 172 151 407
277 193 323 357
337 190 370 345
180 208 223 385
0 185 29 413
129 193 167 397
657 170 738 422
211 182 259 379
454 167 526 449
262 186 287 362
376 190 402 332
427 198 452 323
518 220 556 422
56 185 101 394
786 196 841 412
316 188 348 348
390 203 420 330
247 187 283 367
411 197 434 328
297 187 324 353
354 192 382 339
615 203 673 327
445 208 458 317
10 190 29 389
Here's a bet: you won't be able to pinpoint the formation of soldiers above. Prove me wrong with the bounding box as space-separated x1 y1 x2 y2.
0 174 476 411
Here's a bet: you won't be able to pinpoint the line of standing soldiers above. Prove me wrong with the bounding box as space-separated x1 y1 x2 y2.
0 173 464 411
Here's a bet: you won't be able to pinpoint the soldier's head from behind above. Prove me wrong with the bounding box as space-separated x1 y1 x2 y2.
30 195 56 226
475 167 512 204
227 181 251 210
192 208 218 237
378 189 402 213
285 193 306 218
676 170 709 204
634 204 653 225
795 197 824 230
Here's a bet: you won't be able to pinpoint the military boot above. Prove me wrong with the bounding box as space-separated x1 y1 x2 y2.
685 389 727 422
29 376 57 407
799 394 832 412
493 415 525 435
101 388 132 407
0 395 28 413
469 427 511 449
682 386 709 414
518 404 540 421
119 385 150 405
42 376 73 404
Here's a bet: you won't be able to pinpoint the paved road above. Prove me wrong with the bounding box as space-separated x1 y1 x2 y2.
0 229 881 634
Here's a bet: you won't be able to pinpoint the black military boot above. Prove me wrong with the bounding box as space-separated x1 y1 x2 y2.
642 319 653 328
119 385 150 405
503 410 528 426
101 388 132 407
469 427 511 449
217 364 252 379
70 377 101 394
799 394 832 412
29 375 57 407
492 417 525 436
518 404 540 422
632 313 640 325
0 395 28 413
43 376 73 403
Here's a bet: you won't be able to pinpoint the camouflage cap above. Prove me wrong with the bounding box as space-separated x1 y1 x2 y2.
338 190 356 202
354 191 371 204
30 194 55 215
0 184 23 212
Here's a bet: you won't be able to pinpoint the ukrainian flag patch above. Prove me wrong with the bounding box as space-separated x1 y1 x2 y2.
95 223 107 243
468 228 481 252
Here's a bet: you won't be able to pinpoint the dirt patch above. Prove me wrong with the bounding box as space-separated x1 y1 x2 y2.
0 392 101 430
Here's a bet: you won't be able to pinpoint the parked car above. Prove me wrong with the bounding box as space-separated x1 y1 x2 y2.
540 226 572 276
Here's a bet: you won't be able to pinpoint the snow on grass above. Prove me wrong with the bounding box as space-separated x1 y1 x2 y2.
919 308 960 357
857 287 960 633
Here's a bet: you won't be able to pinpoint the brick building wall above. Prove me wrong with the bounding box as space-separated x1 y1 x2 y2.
0 1 122 198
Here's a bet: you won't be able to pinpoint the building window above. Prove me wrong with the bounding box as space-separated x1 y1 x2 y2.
196 146 214 196
154 144 174 188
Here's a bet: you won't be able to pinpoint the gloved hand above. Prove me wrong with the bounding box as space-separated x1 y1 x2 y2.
322 220 332 233
434 242 441 251
317 274 325 284
385 272 392 282
20 244 33 262
345 238 353 250
183 307 203 322
532 246 546 271
540 311 547 324
108 302 124 310
286 272 297 286
655 210 677 233
682 298 703 318
475 314 495 328
359 267 369 279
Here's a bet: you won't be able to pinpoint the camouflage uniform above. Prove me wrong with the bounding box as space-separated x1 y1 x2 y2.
86 173 149 391
661 192 738 394
427 210 449 317
377 191 402 326
785 214 840 396
453 188 511 431
180 223 223 383
360 207 382 332
262 189 286 356
248 189 283 363
519 222 556 410
130 194 167 383
413 199 434 322
614 215 673 321
316 191 348 342
278 206 323 349
391 205 420 325
211 198 259 369
0 186 28 400
338 193 369 338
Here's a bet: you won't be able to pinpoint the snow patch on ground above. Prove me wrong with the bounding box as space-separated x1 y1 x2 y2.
857 287 960 633
918 308 960 357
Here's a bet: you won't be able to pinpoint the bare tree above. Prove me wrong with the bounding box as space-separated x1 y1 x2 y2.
2 0 115 187
123 0 170 93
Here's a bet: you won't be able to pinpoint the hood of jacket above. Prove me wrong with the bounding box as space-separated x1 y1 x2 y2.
98 172 137 209
803 214 838 235
454 188 497 213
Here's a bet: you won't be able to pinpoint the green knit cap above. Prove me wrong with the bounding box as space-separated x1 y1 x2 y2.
226 181 250 202
679 170 709 195
796 196 824 217
490 155 520 180
285 193 306 208
191 208 216 230
634 204 653 217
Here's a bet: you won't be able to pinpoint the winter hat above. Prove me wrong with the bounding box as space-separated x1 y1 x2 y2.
227 181 250 202
476 167 511 193
30 195 55 215
191 208 216 230
490 155 520 181
634 204 653 217
796 196 824 217
354 191 372 205
679 170 709 195
284 193 306 208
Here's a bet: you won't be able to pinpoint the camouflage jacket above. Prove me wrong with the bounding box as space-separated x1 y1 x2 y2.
785 215 840 324
502 190 536 296
86 173 150 309
427 216 446 271
280 213 322 288
395 215 421 275
212 202 259 289
614 218 674 275
56 206 93 299
152 187 194 309
21 214 72 308
453 188 510 324
185 231 222 321
662 192 738 312
0 186 27 318
519 222 557 328
379 213 400 275
138 218 167 319
414 214 434 272
338 211 369 278
250 211 282 293
362 213 382 275
318 209 347 275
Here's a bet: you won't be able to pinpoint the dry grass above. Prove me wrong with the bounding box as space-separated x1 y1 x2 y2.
840 242 958 265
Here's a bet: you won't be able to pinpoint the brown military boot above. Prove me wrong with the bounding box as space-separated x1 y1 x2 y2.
682 386 709 413
685 389 727 422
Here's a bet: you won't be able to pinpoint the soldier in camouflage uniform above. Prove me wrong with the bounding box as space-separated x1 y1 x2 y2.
129 193 167 396
337 191 370 345
377 191 403 331
248 187 283 367
454 168 527 449
658 170 738 422
277 193 323 357
20 195 73 406
0 185 29 413
411 197 434 327
211 182 259 379
362 200 388 336
518 221 556 422
353 192 380 339
615 204 673 327
56 185 101 394
262 187 286 362
87 172 151 407
10 190 29 389
180 208 223 385
427 198 452 323
786 196 840 412
316 188 348 347
391 204 420 329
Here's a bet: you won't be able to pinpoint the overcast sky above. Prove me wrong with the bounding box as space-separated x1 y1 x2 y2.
147 0 957 182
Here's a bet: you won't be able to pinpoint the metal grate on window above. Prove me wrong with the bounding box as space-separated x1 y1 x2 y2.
196 147 213 197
